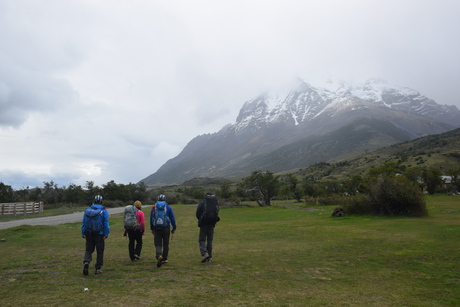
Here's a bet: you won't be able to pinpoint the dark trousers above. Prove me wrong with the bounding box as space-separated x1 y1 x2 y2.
84 234 105 269
199 224 215 257
127 229 143 260
154 228 171 260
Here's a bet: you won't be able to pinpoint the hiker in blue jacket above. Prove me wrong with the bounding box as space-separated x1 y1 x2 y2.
81 195 110 275
150 194 176 268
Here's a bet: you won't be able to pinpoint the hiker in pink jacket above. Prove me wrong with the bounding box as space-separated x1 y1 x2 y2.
126 200 145 261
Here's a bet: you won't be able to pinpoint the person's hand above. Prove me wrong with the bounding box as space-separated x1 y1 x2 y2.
82 235 86 239
171 230 175 234
103 236 107 240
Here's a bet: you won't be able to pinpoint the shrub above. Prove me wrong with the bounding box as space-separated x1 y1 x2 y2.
369 175 427 216
342 194 372 215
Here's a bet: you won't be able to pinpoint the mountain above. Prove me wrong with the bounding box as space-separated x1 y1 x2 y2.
141 79 460 187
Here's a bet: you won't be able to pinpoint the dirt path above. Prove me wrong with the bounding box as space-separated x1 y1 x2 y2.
0 206 151 230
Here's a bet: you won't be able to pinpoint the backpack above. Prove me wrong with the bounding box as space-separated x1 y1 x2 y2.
84 206 104 235
152 202 170 229
201 194 219 224
124 205 140 230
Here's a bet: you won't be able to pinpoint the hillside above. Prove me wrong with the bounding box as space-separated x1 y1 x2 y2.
150 128 460 195
294 127 460 181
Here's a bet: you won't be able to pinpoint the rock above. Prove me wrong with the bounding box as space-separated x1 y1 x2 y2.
332 207 346 217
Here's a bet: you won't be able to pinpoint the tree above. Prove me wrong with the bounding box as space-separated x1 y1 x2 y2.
369 175 427 216
403 167 422 183
368 162 400 178
446 167 460 193
0 182 14 203
422 168 442 194
342 175 364 195
131 182 149 202
219 182 232 199
278 185 291 199
63 183 85 204
285 173 298 195
241 170 279 206
293 186 304 202
42 181 61 205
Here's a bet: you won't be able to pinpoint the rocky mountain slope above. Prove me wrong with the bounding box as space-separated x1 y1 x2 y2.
141 79 460 187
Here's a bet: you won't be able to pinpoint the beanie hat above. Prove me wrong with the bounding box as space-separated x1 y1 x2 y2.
134 201 142 209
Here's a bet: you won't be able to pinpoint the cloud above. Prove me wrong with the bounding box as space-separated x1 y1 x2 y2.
1 0 460 189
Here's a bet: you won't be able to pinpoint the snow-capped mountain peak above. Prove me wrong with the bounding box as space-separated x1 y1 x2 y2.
232 78 460 133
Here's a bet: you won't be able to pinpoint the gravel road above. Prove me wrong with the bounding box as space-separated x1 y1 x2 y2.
0 206 151 230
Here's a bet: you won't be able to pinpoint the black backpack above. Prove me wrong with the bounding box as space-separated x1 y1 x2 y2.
201 194 220 224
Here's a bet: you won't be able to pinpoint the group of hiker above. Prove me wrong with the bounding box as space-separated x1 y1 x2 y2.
80 193 220 276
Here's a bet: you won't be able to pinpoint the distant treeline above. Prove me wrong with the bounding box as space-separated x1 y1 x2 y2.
0 180 150 208
1 162 459 216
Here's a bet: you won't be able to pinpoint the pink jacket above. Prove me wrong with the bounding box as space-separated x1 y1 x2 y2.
136 209 145 232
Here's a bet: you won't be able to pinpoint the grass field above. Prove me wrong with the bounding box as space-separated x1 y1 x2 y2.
0 195 459 306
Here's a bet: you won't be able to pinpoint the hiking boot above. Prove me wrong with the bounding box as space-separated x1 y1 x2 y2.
157 256 163 268
162 259 169 264
95 268 102 275
208 257 212 263
134 254 140 260
83 262 89 276
201 253 209 263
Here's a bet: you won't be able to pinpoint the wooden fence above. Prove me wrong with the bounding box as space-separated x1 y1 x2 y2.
0 202 44 216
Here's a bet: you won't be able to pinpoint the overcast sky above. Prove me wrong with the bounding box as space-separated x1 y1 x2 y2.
1 0 459 190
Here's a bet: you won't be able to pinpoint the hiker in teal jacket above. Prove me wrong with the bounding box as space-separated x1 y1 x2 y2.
150 194 176 268
81 195 110 275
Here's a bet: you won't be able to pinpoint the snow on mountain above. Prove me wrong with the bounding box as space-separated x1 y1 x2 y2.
232 78 460 133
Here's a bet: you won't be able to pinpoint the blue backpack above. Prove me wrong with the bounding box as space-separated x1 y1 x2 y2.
152 202 170 229
84 207 104 235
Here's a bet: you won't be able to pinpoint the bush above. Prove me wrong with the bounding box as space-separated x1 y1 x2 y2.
342 194 373 215
369 175 427 216
102 200 126 208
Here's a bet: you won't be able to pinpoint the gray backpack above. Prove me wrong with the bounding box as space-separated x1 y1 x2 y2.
124 205 140 230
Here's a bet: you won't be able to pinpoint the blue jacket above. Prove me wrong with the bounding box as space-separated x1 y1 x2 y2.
81 204 110 237
150 201 177 230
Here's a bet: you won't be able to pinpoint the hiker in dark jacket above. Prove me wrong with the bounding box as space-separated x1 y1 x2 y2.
196 193 220 263
81 195 110 275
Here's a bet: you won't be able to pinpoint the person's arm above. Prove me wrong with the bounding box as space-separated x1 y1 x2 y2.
150 206 155 232
196 202 203 219
81 214 86 238
137 210 145 233
168 206 177 231
102 209 110 238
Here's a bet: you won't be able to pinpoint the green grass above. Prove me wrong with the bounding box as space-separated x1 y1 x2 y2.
1 196 460 306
